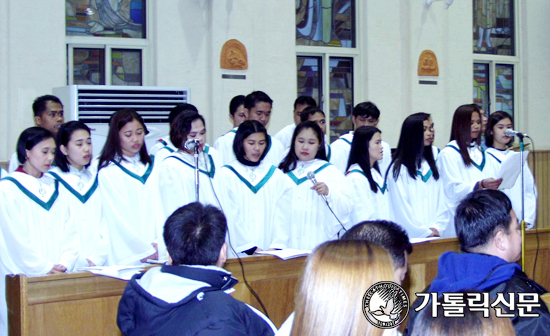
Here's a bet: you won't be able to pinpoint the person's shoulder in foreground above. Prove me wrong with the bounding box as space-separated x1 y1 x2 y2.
404 189 550 336
117 202 276 336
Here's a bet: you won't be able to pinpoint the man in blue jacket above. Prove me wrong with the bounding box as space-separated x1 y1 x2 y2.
404 190 550 336
117 202 276 336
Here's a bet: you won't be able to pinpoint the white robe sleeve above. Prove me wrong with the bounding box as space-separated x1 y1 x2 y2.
521 161 537 225
323 166 353 236
269 175 293 249
56 203 79 270
329 140 350 173
437 148 479 205
347 174 376 225
8 152 19 173
86 217 110 267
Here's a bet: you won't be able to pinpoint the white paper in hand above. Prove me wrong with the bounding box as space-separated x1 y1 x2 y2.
78 265 145 280
497 151 529 190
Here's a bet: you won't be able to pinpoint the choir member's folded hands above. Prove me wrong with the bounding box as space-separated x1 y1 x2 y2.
140 243 159 263
480 178 503 190
48 264 67 274
311 182 329 196
427 228 440 238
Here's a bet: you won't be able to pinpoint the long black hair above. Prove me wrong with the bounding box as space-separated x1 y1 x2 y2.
485 111 514 148
98 109 151 170
55 121 92 172
346 126 381 193
390 113 439 181
450 104 482 166
279 121 327 173
233 120 269 166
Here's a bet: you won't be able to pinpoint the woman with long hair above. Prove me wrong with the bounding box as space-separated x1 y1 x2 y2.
0 127 78 334
346 126 392 224
218 120 292 255
437 104 501 237
485 111 537 229
387 113 449 238
49 121 109 269
97 109 163 265
157 110 222 218
278 240 394 336
279 121 351 249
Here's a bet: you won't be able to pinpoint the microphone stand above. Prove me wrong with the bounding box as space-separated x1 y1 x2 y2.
193 145 200 202
518 133 526 271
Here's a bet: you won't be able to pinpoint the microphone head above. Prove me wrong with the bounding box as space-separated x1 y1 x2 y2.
505 129 516 137
307 171 315 180
184 139 199 150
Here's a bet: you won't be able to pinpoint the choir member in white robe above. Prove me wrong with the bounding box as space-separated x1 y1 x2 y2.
386 113 449 238
329 102 391 174
0 167 6 179
97 109 163 266
218 120 292 254
48 121 109 270
0 127 78 334
214 128 285 167
346 126 392 225
437 104 502 237
157 111 223 218
274 96 316 151
485 111 537 228
279 121 351 249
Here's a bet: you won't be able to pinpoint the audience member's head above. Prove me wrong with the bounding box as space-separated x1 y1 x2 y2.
412 292 515 336
229 95 247 127
291 240 393 336
33 95 64 135
352 101 380 128
293 96 317 125
167 103 198 125
299 106 326 135
455 189 520 263
163 202 228 267
245 91 273 127
342 220 412 284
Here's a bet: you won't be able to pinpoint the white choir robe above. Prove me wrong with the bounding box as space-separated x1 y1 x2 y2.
7 152 20 173
213 128 286 166
0 168 6 179
218 160 293 253
346 164 392 225
98 154 164 265
329 131 392 175
157 145 222 218
274 123 296 151
285 159 352 249
0 172 79 334
486 148 537 227
149 137 176 165
437 140 500 237
48 166 109 270
387 146 450 238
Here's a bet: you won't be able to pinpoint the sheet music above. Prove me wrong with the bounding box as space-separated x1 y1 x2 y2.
497 151 529 190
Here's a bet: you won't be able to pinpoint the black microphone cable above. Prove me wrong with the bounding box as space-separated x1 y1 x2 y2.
306 171 347 235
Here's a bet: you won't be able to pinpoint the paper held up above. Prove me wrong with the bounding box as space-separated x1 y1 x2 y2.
496 151 529 190
256 249 311 260
78 265 145 281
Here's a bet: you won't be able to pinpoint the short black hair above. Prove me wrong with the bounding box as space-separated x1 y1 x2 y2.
455 190 513 252
170 110 204 150
294 96 317 110
168 103 198 125
233 120 269 164
17 127 55 163
342 220 412 269
55 121 92 172
244 91 273 110
33 95 63 117
229 95 246 116
353 101 380 119
299 106 325 123
163 202 227 266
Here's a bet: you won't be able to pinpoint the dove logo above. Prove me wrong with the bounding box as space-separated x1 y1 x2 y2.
362 281 410 329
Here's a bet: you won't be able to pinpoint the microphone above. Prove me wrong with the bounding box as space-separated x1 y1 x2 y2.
307 171 328 203
184 139 200 151
505 129 527 139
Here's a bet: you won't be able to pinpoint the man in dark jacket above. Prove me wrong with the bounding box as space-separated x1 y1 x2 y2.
117 203 276 336
404 190 550 336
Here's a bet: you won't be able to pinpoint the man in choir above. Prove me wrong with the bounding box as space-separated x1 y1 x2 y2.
228 95 247 128
342 220 412 284
117 203 276 336
274 96 317 150
404 190 550 336
8 95 65 172
329 101 391 174
214 91 284 166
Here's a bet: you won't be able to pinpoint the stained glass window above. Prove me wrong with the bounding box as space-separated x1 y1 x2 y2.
66 0 146 38
296 0 355 48
473 63 490 113
473 0 514 55
112 49 142 86
495 64 514 116
297 56 322 107
72 48 105 85
329 57 353 142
